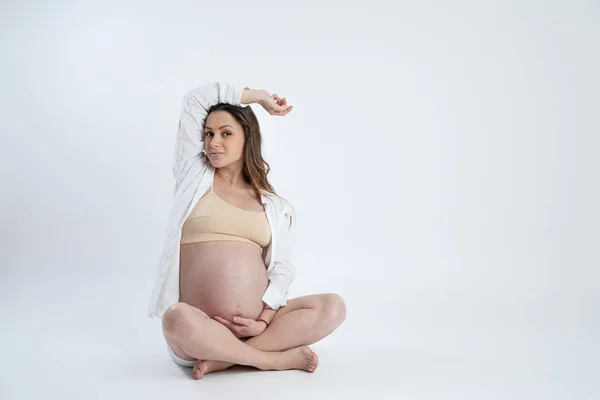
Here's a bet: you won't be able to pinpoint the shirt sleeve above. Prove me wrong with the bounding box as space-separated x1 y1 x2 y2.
172 82 247 179
262 206 297 310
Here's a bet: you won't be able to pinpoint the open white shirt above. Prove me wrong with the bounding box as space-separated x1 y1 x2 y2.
148 82 296 319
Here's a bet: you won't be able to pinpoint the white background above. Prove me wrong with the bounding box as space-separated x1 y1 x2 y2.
1 0 598 399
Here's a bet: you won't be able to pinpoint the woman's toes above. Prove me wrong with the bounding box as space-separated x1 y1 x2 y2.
303 347 318 372
193 360 209 380
310 352 319 371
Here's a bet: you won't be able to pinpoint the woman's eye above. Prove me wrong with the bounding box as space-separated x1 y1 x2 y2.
204 131 230 138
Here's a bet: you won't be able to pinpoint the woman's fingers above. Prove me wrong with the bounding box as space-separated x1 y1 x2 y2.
273 103 292 115
233 316 249 326
215 316 235 329
214 316 244 336
261 93 293 116
215 316 247 330
213 316 230 327
270 93 289 107
273 95 286 106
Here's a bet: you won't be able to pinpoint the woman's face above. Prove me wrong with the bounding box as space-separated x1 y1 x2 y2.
203 111 245 168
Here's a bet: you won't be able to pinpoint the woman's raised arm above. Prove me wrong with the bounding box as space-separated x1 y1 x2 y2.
172 83 294 179
172 82 245 178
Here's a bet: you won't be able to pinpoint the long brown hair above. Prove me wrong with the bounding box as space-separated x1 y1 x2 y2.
203 103 296 226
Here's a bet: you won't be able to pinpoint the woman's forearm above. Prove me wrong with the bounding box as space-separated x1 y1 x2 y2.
258 306 277 325
241 88 268 105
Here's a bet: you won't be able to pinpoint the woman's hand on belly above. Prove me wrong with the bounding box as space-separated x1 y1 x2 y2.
213 315 268 339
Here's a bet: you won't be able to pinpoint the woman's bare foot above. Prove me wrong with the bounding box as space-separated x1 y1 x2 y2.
192 346 318 379
271 346 319 373
192 359 234 379
192 359 207 380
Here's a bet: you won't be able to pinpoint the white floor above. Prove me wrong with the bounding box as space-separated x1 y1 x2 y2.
2 276 598 400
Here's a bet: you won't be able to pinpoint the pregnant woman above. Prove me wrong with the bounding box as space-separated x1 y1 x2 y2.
148 82 346 379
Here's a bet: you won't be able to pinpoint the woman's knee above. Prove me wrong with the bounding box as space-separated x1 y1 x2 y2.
162 302 208 337
321 293 347 326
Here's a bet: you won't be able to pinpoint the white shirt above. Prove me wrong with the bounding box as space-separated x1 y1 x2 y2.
147 82 296 319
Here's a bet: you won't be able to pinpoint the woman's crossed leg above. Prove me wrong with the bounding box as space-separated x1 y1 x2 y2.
162 293 346 379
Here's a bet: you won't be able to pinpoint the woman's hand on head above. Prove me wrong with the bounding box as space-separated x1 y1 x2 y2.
258 92 294 116
213 315 268 338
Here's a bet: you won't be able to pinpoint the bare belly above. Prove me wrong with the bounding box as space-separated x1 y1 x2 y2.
179 241 268 321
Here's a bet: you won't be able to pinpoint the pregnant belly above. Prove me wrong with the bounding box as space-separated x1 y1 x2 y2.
179 241 268 321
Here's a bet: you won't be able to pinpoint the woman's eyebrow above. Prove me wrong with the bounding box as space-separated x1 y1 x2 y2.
204 124 233 131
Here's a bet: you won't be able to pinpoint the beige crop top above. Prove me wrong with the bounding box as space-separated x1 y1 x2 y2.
180 185 272 249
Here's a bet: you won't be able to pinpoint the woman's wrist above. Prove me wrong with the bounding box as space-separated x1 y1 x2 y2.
257 306 277 326
257 318 269 329
241 88 269 105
